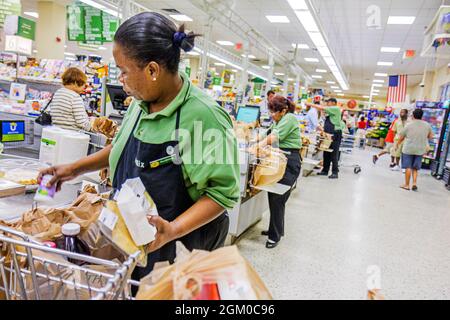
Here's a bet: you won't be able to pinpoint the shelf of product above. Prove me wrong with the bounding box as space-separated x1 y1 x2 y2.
416 101 449 167
0 54 107 117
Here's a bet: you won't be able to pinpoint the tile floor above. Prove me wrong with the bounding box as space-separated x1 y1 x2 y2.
237 147 450 299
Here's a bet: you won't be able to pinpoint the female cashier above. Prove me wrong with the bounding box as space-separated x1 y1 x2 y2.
257 96 302 249
38 12 240 279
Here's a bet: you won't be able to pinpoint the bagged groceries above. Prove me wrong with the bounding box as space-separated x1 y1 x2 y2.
251 146 287 187
136 242 272 300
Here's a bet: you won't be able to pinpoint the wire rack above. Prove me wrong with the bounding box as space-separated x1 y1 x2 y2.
0 225 140 300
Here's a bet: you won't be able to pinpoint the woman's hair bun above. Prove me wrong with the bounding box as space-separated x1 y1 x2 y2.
175 24 199 53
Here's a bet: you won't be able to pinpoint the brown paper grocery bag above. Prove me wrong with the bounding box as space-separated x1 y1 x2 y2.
252 149 287 187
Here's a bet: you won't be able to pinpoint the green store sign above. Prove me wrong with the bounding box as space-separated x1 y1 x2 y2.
67 2 119 44
17 16 36 40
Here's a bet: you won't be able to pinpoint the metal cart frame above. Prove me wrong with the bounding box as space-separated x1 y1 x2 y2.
0 225 139 300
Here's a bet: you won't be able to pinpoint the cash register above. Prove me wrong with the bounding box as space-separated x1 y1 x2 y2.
106 84 129 122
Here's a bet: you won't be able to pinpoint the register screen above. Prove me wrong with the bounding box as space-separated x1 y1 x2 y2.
236 106 260 123
1 120 25 142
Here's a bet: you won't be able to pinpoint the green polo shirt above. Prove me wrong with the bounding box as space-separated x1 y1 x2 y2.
325 106 346 131
270 113 302 149
110 73 240 209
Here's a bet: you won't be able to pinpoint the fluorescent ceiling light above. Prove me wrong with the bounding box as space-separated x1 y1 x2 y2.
291 43 309 49
309 32 327 48
373 79 384 83
266 15 290 23
79 0 121 18
241 54 256 59
326 81 336 84
377 61 393 66
216 40 234 46
169 14 193 22
387 16 416 25
65 57 76 61
275 72 285 76
373 84 383 87
32 50 38 53
214 62 226 66
288 78 294 81
381 47 401 53
363 95 370 98
232 69 238 72
318 46 332 57
375 73 388 77
98 46 107 50
312 75 322 79
208 52 243 71
372 89 380 93
305 57 319 62
372 93 379 96
262 65 271 69
24 11 39 19
331 86 339 89
64 52 75 56
287 0 308 10
316 69 327 73
295 10 319 32
334 90 342 93
337 93 345 96
187 51 200 56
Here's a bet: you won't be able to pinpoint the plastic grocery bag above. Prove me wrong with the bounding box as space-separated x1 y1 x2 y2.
136 242 272 300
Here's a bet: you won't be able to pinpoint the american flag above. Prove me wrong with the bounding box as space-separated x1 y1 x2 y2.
387 75 408 105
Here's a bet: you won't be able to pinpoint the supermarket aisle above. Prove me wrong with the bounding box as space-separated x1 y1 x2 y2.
237 148 450 300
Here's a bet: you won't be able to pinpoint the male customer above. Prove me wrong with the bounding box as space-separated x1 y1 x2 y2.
307 98 345 179
396 109 433 191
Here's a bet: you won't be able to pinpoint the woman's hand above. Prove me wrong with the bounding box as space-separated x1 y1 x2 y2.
145 216 179 253
37 163 78 192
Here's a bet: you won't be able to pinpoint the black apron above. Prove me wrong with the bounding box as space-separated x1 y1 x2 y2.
113 88 229 281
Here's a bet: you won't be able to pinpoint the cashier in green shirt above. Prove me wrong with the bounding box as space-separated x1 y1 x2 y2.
38 12 240 279
256 95 302 248
307 98 344 179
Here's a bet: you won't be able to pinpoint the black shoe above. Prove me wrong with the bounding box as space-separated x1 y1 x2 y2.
317 171 328 176
412 185 418 191
372 155 378 164
261 230 269 236
389 163 396 168
329 173 339 179
265 240 279 249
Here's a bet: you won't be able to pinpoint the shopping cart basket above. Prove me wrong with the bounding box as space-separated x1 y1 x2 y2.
339 134 362 174
0 225 139 300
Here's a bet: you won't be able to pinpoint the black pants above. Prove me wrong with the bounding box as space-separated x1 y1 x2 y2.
268 150 301 243
322 131 342 175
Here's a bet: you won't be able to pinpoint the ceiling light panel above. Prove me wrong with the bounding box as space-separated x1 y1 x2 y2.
305 57 319 62
169 14 193 22
381 47 401 53
375 73 388 77
216 40 234 46
287 0 308 10
377 61 393 66
291 43 310 49
266 15 290 23
387 16 416 25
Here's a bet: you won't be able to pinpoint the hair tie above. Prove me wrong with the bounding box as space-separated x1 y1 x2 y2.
173 32 187 47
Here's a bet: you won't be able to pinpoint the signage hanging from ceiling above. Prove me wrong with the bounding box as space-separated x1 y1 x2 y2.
0 0 21 27
67 3 119 45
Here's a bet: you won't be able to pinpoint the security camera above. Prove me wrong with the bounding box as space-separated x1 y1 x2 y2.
419 82 425 88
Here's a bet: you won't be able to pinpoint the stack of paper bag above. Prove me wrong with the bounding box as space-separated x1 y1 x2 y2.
136 242 272 300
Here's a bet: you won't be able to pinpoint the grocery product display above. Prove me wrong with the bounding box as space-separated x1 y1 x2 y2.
1 0 450 305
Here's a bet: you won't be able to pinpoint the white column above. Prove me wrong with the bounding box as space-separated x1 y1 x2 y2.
121 0 131 21
294 74 301 104
199 17 214 89
283 70 289 97
239 40 250 94
265 52 274 96
36 1 66 60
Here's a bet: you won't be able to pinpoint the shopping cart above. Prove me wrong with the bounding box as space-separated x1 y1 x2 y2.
339 134 362 174
0 225 140 300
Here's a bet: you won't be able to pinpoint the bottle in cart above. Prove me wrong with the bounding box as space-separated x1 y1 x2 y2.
60 223 90 265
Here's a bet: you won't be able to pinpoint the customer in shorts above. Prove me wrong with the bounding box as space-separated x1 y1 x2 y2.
373 118 397 167
396 109 433 191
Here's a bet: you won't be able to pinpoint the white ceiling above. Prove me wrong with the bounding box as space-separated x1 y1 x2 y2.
21 0 450 97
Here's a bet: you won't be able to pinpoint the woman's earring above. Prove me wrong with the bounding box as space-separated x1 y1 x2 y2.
153 78 156 81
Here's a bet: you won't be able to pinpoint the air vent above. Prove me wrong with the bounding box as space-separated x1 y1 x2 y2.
162 8 181 14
